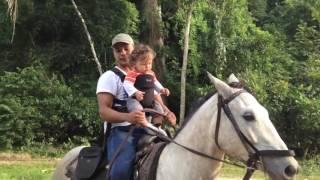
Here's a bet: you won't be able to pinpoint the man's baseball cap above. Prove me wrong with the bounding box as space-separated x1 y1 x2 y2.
111 33 134 47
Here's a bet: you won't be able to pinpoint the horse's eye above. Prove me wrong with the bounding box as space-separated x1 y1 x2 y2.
243 111 255 121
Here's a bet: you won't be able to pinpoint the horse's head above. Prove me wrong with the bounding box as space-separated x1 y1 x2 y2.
207 72 298 179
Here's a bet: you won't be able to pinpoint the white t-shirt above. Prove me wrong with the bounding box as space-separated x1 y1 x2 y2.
96 66 131 127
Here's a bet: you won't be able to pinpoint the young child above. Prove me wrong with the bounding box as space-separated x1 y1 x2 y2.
123 44 170 126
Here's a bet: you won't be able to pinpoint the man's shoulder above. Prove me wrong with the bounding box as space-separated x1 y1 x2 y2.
99 70 116 80
96 70 122 95
101 67 126 78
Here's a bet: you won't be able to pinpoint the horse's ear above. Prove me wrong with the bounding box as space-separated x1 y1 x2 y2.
227 73 239 84
207 72 233 98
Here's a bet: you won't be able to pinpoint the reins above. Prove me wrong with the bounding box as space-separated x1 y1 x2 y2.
145 123 245 168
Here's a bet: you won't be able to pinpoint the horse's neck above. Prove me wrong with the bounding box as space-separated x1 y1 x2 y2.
157 95 225 179
175 95 219 153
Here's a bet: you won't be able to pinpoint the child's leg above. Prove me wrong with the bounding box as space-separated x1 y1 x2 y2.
151 101 165 126
127 98 153 122
153 101 165 114
127 98 143 112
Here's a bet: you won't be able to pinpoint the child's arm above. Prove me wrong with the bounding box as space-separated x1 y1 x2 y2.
160 88 170 96
154 95 176 126
154 79 170 96
123 71 142 98
123 80 144 101
151 71 168 95
123 80 138 97
135 90 145 101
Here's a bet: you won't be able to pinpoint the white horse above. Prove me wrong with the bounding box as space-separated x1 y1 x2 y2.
52 73 298 180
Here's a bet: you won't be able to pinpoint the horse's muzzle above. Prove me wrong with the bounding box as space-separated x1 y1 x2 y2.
284 164 298 178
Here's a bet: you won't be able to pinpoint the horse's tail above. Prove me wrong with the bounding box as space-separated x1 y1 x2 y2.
52 146 86 180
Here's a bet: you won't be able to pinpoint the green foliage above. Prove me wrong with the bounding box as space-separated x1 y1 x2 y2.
299 155 320 176
248 0 268 24
236 0 320 154
0 64 99 148
0 0 140 81
239 69 269 102
292 88 320 152
1 0 320 155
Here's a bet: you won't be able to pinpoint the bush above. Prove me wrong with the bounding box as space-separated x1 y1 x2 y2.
0 64 99 149
299 155 320 176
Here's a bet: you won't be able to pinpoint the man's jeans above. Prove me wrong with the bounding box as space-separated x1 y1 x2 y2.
105 126 147 180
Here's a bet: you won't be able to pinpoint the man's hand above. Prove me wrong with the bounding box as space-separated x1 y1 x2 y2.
135 91 145 101
160 88 170 96
128 111 148 127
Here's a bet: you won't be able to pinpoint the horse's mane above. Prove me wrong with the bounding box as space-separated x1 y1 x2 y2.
174 91 214 136
174 81 253 137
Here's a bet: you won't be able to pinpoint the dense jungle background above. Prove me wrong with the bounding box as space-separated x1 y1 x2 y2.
0 0 319 156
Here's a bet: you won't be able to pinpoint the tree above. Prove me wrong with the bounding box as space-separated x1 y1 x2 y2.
138 0 166 80
179 1 194 125
70 0 102 75
5 0 17 42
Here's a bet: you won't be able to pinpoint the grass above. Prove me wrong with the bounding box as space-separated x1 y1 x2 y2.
220 164 266 179
0 152 57 180
220 163 320 180
0 152 319 180
0 161 55 180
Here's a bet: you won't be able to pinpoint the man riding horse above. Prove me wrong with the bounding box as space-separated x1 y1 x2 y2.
96 33 176 180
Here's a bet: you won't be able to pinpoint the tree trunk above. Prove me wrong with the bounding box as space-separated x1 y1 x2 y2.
70 0 103 75
179 5 193 126
6 0 18 42
140 0 166 81
213 1 227 76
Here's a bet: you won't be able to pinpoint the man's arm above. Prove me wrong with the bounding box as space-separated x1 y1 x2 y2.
97 92 148 126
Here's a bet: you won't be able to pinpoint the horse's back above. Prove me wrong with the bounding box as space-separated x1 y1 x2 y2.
52 146 85 180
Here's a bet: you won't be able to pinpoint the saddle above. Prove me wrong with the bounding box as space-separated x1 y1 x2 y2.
72 146 108 180
133 136 167 180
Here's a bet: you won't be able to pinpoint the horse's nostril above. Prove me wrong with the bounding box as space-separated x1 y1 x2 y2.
284 165 297 177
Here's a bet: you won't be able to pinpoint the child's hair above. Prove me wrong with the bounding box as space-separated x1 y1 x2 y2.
129 44 156 67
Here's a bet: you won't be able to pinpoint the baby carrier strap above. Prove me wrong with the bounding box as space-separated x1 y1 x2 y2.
111 67 127 112
134 74 155 108
111 67 125 82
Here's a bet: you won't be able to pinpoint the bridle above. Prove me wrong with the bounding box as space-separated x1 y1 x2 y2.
215 89 295 180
